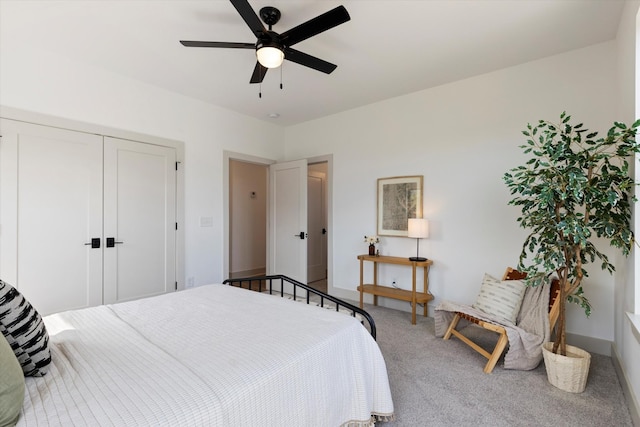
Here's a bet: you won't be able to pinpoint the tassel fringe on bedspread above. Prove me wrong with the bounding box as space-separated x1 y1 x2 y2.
342 413 396 426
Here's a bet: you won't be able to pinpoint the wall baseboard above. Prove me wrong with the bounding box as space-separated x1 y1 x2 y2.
565 332 612 356
612 344 640 427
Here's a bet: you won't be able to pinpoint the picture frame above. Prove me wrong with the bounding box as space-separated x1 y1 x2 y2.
377 175 423 236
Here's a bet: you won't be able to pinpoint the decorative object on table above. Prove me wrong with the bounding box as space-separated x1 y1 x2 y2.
377 176 423 236
364 235 379 256
407 218 429 261
503 112 640 392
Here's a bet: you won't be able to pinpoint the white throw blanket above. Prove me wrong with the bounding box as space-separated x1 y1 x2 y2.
434 280 550 370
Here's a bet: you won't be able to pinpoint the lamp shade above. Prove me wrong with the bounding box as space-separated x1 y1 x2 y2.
256 46 284 68
408 218 429 239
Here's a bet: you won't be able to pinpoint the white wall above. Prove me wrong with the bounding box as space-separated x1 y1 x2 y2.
0 45 285 287
615 0 640 422
285 41 620 343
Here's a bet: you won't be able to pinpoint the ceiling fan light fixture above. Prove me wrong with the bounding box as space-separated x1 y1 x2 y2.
256 44 284 68
180 3 350 84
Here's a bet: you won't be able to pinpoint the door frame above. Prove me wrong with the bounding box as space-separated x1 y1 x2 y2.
308 155 333 294
223 151 275 281
223 151 333 292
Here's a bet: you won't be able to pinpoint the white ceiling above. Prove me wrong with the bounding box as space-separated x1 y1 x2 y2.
0 0 626 126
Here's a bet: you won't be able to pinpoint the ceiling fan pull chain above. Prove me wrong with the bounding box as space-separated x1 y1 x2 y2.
280 65 283 90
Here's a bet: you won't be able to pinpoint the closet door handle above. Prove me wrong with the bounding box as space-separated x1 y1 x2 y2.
106 237 124 248
84 238 100 248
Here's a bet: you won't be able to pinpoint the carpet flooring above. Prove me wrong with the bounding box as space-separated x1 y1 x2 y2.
360 302 633 427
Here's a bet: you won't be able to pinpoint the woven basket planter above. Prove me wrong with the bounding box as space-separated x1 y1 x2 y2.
542 342 591 393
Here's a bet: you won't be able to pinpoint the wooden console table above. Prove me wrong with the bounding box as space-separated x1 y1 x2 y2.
357 254 433 325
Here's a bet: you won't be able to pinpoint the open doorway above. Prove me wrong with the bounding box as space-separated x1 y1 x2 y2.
228 159 268 279
227 156 330 293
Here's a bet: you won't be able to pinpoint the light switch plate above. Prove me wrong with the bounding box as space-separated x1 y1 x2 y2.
199 216 213 227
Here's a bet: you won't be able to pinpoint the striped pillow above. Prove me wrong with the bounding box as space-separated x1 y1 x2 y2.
472 273 526 325
0 280 51 376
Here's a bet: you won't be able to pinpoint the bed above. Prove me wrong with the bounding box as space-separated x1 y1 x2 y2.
14 276 394 426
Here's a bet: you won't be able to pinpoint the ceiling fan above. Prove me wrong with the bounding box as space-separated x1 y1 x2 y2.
180 0 350 84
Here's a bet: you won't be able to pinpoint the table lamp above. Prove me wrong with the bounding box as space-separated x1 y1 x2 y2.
408 218 429 262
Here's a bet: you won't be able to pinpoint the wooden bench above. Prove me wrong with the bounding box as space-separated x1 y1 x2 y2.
443 267 560 373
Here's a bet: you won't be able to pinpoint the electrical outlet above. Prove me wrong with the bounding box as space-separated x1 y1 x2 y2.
187 277 195 288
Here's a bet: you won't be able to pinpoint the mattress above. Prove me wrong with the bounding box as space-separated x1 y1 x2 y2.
17 284 394 426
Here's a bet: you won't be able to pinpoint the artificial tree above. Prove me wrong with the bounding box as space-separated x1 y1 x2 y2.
503 112 640 356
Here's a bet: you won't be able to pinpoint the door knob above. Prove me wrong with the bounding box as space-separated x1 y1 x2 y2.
84 238 100 248
293 232 307 240
106 237 124 248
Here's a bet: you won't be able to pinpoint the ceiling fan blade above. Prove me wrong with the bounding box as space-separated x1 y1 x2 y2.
230 0 268 39
250 62 268 84
280 5 350 47
284 47 337 74
180 41 255 49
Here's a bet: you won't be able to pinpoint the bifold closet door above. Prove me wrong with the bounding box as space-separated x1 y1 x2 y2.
0 119 104 315
102 137 176 304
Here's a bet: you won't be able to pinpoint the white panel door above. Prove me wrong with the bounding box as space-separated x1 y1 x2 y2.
103 137 176 304
0 119 103 315
268 160 307 283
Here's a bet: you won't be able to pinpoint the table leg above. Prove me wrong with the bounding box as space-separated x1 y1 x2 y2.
359 259 364 309
411 263 417 325
373 261 378 306
423 265 430 317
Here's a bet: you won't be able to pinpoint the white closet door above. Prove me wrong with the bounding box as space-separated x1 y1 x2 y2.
103 137 176 304
0 119 103 315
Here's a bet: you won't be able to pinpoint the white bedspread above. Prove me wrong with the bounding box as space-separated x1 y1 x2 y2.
18 284 393 426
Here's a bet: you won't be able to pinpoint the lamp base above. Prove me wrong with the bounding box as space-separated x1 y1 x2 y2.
409 256 427 262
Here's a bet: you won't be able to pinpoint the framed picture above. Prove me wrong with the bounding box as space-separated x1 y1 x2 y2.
377 175 423 236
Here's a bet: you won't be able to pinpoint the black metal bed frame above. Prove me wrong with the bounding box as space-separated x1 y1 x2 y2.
222 274 376 340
